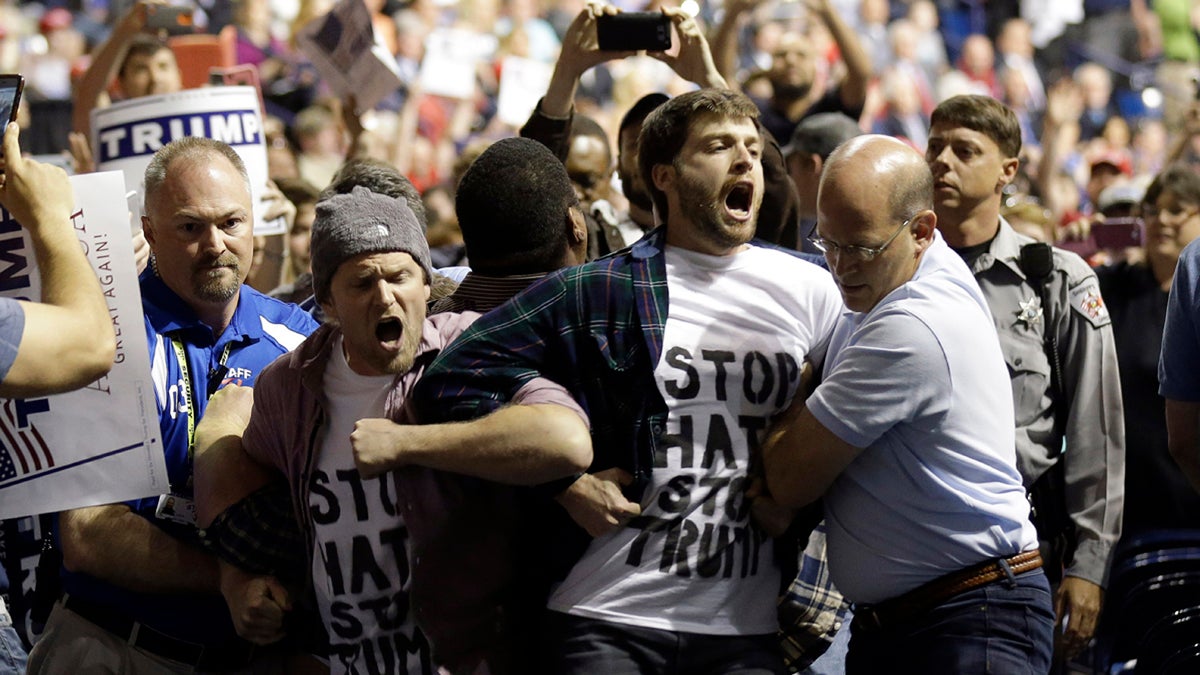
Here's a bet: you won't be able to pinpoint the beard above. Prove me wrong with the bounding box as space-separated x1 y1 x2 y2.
384 312 423 375
363 309 424 377
192 252 243 303
618 165 655 212
771 79 813 103
675 170 758 250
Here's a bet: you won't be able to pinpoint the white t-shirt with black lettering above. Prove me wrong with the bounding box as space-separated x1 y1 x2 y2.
547 245 842 635
309 335 433 674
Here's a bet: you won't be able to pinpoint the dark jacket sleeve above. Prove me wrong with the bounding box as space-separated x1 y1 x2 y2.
519 97 574 162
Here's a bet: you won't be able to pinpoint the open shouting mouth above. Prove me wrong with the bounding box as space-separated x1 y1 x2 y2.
375 316 404 350
725 181 755 222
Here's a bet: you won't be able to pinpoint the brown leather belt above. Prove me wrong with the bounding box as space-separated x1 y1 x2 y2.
852 550 1043 633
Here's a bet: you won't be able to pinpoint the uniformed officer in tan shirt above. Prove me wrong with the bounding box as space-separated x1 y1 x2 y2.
925 95 1125 663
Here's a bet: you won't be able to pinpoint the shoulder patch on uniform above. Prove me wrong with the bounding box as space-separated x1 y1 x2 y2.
1069 279 1111 328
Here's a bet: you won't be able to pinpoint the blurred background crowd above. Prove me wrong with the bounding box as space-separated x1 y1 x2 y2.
2 0 1198 263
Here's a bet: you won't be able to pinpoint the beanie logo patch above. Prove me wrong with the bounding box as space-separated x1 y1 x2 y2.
375 224 390 238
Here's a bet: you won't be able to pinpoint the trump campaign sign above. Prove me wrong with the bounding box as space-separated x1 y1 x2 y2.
0 171 167 519
91 86 286 235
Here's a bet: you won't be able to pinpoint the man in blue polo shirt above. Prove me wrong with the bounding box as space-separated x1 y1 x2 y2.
27 137 317 673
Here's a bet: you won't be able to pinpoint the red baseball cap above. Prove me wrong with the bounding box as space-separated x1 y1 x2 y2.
1090 149 1133 176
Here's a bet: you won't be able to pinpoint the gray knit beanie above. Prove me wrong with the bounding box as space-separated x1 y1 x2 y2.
310 185 432 303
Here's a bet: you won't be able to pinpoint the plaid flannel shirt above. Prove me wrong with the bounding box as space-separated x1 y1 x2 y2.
779 521 850 672
415 228 843 665
414 227 672 494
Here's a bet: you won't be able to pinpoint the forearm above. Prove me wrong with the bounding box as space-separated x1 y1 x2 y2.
541 60 584 118
72 18 141 134
762 402 840 509
1169 441 1200 493
1061 435 1123 584
1061 320 1124 583
1037 121 1077 215
193 433 274 528
709 7 746 90
519 99 573 160
384 404 591 484
247 235 286 293
816 3 872 108
59 504 221 594
390 93 421 173
763 427 826 509
1167 126 1198 164
691 57 728 90
1 222 115 396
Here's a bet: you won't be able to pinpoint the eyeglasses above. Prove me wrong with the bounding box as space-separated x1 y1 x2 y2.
808 214 918 262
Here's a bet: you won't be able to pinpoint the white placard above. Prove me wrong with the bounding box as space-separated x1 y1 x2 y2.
418 28 496 100
496 56 553 127
90 86 286 236
0 171 168 519
296 0 404 112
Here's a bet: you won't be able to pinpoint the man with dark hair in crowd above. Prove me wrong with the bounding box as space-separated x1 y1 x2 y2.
783 112 864 251
71 1 184 161
764 133 1053 673
926 94 1124 662
414 88 842 673
29 137 317 673
712 0 872 146
432 136 588 314
269 176 321 304
564 113 627 257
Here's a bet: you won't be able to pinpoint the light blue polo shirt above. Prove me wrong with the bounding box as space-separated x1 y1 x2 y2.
807 232 1039 604
0 298 24 383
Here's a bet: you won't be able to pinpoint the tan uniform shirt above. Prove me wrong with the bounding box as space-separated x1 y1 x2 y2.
966 219 1125 586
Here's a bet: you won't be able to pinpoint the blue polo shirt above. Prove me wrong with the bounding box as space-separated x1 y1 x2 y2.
59 271 318 647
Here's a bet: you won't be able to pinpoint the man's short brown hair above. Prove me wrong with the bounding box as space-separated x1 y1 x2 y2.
930 95 1022 159
638 89 761 223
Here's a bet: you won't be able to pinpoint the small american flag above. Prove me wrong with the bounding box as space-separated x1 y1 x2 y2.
0 399 53 483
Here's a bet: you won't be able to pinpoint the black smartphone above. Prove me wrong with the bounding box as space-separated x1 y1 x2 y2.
145 5 195 35
0 74 24 144
1093 217 1144 249
596 12 672 52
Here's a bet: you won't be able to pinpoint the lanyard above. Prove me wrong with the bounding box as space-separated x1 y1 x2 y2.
169 337 233 465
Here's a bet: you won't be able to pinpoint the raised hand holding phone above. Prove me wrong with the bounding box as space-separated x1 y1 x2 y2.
0 74 24 155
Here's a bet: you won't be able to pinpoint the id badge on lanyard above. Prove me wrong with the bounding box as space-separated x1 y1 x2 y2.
156 338 232 526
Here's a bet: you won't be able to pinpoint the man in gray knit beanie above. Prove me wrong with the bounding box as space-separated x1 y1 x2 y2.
306 184 435 376
190 153 591 672
311 185 433 305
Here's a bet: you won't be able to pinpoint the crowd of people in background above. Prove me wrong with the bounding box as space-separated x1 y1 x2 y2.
0 0 1199 673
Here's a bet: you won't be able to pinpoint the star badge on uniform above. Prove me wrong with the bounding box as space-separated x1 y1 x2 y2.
1017 295 1042 328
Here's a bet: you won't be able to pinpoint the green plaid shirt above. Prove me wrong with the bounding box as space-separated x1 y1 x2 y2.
415 227 843 665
